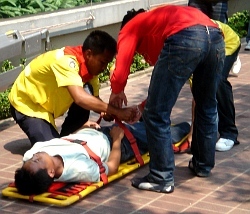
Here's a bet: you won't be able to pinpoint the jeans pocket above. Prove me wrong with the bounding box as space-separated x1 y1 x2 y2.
167 44 202 80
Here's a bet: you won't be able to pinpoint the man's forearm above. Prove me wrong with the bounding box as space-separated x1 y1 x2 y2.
106 139 121 175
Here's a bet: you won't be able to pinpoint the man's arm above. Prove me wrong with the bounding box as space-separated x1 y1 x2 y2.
67 85 135 122
106 126 124 176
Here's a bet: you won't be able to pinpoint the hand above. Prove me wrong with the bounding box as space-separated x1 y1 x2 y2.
116 106 136 122
109 91 128 108
187 132 192 144
127 105 142 124
110 126 124 141
101 112 114 122
82 121 101 129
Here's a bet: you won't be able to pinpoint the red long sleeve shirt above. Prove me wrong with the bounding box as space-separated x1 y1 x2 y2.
110 5 218 93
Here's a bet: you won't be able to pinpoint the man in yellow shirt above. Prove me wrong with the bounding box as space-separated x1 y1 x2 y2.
9 30 135 146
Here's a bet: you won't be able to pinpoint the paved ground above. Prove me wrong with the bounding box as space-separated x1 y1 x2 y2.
0 45 249 214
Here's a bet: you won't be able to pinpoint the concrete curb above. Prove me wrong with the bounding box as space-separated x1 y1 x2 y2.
99 66 153 89
0 117 15 131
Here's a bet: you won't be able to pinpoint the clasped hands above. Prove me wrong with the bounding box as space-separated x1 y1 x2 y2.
108 91 143 124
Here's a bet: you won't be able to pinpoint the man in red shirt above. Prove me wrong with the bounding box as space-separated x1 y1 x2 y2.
109 5 225 193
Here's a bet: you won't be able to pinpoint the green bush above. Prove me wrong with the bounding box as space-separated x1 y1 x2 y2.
0 88 11 119
228 10 250 38
130 53 150 74
0 60 14 119
0 0 106 18
0 59 26 119
0 60 14 73
99 53 150 83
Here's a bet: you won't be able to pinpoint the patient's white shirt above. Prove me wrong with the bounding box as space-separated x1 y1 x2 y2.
23 128 110 182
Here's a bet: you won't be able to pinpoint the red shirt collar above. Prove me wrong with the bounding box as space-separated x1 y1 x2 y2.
64 46 93 82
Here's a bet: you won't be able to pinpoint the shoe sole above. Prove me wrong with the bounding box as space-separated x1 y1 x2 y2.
131 178 174 193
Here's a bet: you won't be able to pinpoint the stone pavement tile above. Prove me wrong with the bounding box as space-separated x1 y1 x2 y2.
184 207 225 213
38 210 67 214
209 187 249 209
193 200 235 213
115 193 155 205
148 199 188 213
1 201 45 213
229 209 250 214
216 151 250 171
238 199 250 211
43 205 88 214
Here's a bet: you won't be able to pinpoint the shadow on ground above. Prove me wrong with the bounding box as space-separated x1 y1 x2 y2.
4 139 31 155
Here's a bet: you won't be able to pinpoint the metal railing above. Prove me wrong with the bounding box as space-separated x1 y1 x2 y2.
0 29 50 92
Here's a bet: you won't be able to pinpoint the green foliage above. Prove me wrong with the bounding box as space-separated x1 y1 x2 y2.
98 59 114 83
98 53 150 83
1 60 14 73
228 10 250 38
130 53 149 74
0 0 108 18
0 59 26 119
0 60 13 119
1 59 26 73
0 88 11 119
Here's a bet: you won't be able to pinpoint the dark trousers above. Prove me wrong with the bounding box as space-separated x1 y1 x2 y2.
188 0 228 23
60 83 93 137
217 46 240 142
10 105 60 145
10 83 93 145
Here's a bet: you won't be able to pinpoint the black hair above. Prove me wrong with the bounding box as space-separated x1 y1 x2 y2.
15 167 54 195
83 30 117 56
120 8 146 29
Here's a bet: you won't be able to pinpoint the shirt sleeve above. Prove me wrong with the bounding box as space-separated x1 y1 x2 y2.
110 33 138 93
23 142 42 161
51 56 83 87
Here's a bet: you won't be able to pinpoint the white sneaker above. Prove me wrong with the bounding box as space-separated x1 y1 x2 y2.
216 138 234 152
230 56 241 76
245 41 250 51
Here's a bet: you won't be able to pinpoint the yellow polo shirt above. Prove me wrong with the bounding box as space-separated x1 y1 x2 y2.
213 20 240 56
9 48 99 129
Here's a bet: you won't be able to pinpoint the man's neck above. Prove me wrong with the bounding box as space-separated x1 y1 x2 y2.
52 155 64 178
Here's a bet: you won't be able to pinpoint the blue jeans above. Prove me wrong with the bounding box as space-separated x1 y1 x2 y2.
101 121 190 163
143 25 225 185
217 46 240 142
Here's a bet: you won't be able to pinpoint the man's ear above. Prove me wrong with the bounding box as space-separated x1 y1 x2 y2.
85 49 92 59
48 168 55 178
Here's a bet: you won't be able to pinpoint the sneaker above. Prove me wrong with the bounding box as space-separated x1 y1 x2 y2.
215 138 234 152
245 41 250 51
230 56 241 75
188 159 210 177
131 176 174 193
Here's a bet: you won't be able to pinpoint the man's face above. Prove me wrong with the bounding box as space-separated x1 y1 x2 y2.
23 152 54 177
85 49 114 76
